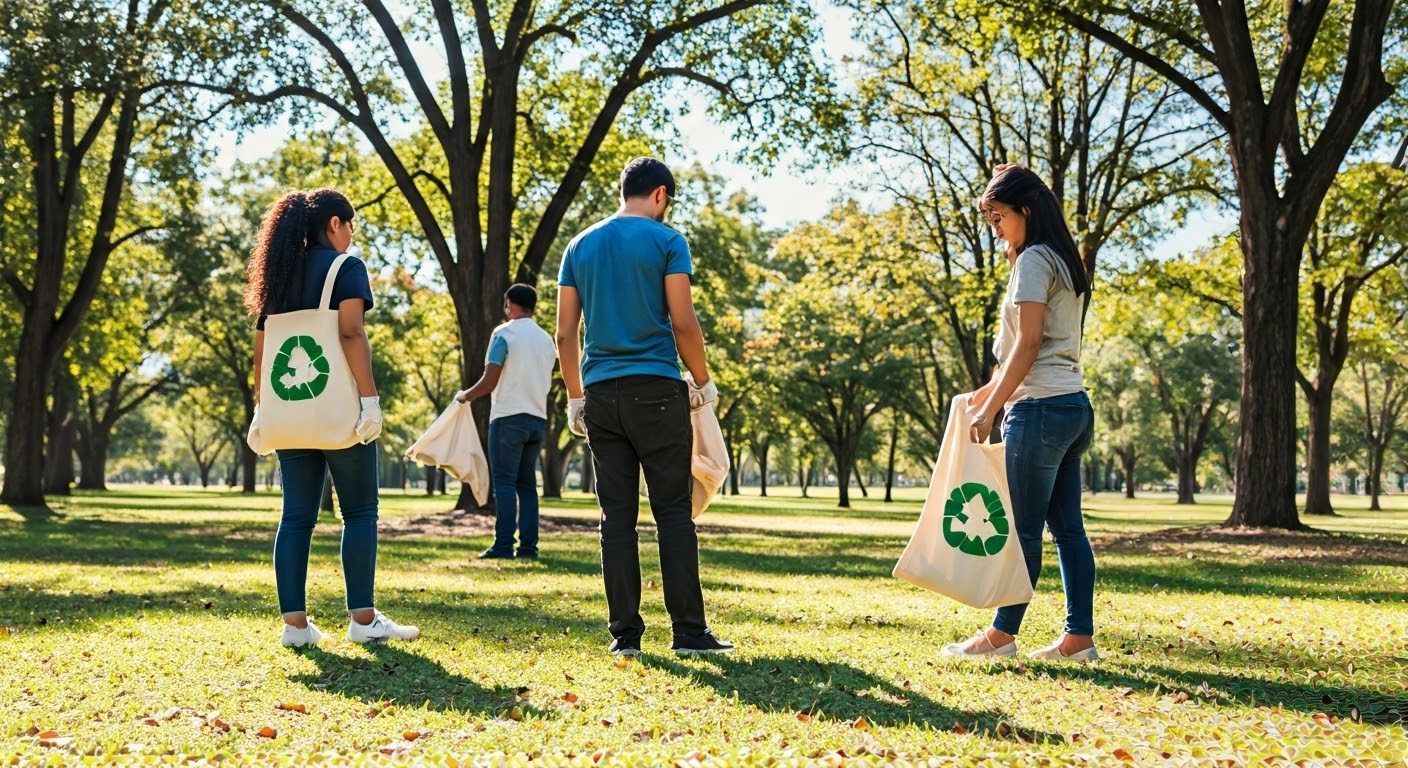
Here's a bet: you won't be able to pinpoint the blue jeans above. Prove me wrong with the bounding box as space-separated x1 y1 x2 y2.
486 413 546 556
992 391 1096 637
274 442 379 613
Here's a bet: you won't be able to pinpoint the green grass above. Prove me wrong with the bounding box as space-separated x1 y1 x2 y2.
1 486 1405 765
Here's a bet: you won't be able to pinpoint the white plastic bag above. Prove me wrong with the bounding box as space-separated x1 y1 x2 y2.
893 392 1034 609
404 400 490 503
690 400 729 519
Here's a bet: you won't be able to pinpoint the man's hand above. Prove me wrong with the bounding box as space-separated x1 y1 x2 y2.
355 396 383 443
687 376 718 411
456 389 471 403
567 397 587 437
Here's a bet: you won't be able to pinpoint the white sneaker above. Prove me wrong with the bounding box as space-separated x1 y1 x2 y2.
1027 641 1099 662
940 631 1017 659
347 611 420 643
281 621 325 647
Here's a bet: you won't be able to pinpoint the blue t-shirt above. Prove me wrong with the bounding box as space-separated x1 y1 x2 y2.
256 247 374 330
558 215 693 387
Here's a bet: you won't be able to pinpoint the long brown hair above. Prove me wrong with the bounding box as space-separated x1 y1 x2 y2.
243 188 355 316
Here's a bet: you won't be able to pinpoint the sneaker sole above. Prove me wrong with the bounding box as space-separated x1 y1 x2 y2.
673 647 735 656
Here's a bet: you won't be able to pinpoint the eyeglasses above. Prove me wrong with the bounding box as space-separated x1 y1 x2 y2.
347 219 356 234
980 207 1015 225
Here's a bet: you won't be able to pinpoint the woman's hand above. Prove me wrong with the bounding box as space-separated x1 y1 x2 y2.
969 411 994 444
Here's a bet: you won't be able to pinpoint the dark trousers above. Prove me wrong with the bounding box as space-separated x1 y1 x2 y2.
584 375 706 640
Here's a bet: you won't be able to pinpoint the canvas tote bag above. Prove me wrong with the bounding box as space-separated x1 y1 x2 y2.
248 252 361 455
404 400 490 503
893 392 1034 609
690 400 729 519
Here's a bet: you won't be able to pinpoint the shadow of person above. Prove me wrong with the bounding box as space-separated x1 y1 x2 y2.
289 642 513 719
647 653 1063 744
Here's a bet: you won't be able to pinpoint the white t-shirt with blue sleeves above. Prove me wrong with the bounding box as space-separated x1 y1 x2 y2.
558 215 692 388
485 317 557 421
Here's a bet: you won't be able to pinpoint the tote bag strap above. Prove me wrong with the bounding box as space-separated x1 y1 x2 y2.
319 252 355 311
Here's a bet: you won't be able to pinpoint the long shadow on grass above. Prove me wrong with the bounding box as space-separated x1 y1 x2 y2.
291 644 506 718
287 602 593 718
1020 661 1406 723
649 654 1062 743
2 503 57 527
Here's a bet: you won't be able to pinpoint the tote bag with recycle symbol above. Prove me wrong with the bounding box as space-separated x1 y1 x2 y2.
893 392 1034 609
248 252 362 455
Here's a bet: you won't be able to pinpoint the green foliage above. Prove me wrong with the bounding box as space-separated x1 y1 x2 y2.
0 490 1405 763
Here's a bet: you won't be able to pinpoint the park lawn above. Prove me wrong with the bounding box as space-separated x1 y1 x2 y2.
0 487 1405 766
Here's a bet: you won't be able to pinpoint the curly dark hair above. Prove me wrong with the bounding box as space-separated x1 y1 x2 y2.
980 165 1090 296
243 188 355 317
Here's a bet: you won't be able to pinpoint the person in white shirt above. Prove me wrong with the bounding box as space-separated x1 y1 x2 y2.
457 284 558 559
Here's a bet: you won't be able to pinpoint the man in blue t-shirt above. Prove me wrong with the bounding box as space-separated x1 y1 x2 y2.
556 157 733 659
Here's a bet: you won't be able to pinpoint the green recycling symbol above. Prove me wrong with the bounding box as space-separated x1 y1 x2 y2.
942 482 1011 556
269 335 332 401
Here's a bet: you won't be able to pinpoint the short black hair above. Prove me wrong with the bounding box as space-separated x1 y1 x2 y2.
505 283 537 312
620 157 675 200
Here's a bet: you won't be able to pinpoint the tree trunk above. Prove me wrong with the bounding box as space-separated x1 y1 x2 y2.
728 444 741 496
238 440 257 493
884 418 898 503
756 441 770 497
835 450 853 508
852 463 868 499
76 431 111 492
44 380 77 496
578 447 595 494
800 466 809 498
44 418 76 497
1175 449 1196 504
1302 386 1337 515
1226 218 1306 529
1122 451 1137 500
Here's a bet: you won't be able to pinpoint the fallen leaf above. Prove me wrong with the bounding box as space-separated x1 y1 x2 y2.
852 716 870 731
257 726 276 739
401 731 421 741
613 656 632 669
38 734 72 749
207 718 230 733
275 702 307 714
953 722 969 734
1113 748 1135 763
564 672 575 682
37 730 58 739
795 711 811 723
563 692 580 704
600 717 614 727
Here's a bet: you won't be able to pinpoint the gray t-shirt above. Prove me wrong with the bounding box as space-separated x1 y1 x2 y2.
993 243 1085 406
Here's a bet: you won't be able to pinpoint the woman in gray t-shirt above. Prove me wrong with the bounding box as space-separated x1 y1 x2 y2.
940 165 1099 663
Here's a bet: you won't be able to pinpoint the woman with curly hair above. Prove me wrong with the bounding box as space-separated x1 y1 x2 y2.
941 164 1098 663
245 188 418 648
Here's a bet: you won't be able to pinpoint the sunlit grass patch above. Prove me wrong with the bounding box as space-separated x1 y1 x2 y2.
1 488 1404 764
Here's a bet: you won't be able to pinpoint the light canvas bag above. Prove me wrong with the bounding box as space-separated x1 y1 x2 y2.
690 400 729 519
404 400 490 503
893 392 1034 609
248 252 361 455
